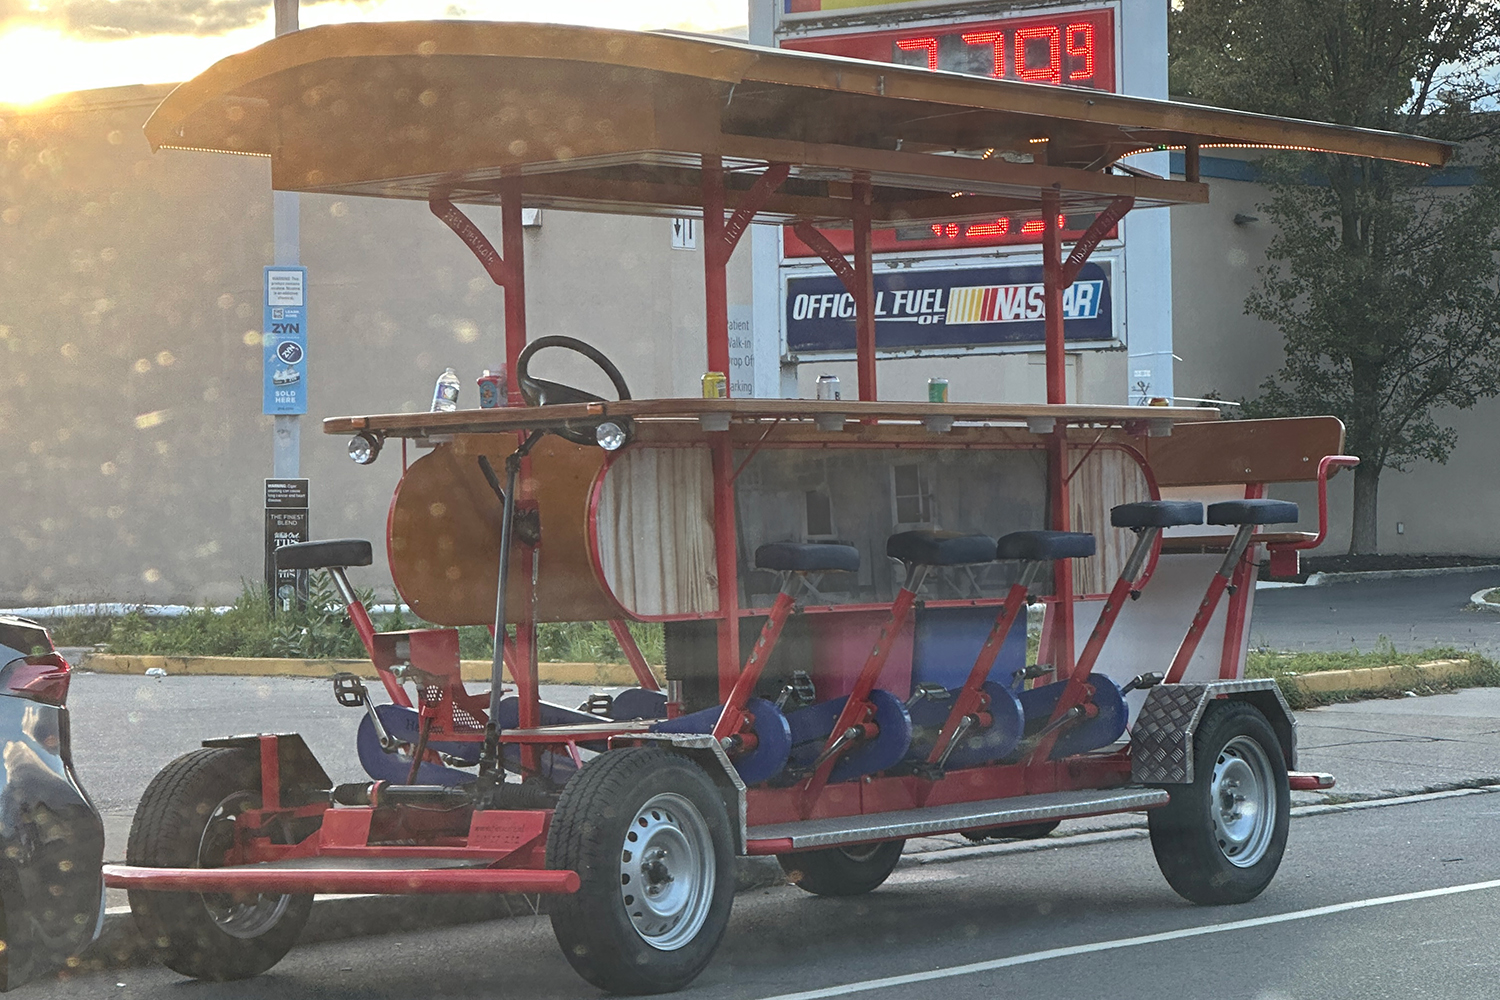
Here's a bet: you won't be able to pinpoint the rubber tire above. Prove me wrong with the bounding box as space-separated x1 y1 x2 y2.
961 820 1060 843
547 747 735 995
779 840 905 897
1148 701 1290 906
126 747 312 981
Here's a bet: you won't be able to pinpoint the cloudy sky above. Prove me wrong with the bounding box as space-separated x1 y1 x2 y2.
0 0 747 103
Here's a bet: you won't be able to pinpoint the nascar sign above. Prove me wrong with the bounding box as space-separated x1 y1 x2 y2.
785 261 1113 355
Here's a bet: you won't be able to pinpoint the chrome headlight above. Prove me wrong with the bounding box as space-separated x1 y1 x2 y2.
348 431 384 465
595 421 628 452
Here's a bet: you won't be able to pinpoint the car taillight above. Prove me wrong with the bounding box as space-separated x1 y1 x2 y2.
0 653 71 707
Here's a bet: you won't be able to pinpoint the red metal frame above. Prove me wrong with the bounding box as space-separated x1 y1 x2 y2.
110 134 1345 907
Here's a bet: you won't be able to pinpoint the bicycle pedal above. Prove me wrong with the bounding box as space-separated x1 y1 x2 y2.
580 692 614 717
332 672 368 708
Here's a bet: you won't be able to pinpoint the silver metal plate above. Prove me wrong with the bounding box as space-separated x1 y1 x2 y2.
746 787 1168 850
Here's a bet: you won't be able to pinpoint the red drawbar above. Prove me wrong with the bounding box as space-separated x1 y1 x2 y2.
103 864 579 896
1287 771 1335 791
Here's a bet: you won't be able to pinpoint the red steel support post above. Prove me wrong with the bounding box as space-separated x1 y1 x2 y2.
702 156 741 701
852 173 877 401
499 170 527 405
702 155 731 386
1040 192 1075 684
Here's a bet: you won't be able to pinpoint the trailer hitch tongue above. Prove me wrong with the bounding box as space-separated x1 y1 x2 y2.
330 781 471 809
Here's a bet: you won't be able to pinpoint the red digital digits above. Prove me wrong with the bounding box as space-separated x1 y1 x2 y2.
780 9 1113 256
932 215 1066 241
1066 22 1095 81
896 36 938 71
1015 26 1062 85
960 30 1004 78
895 18 1097 87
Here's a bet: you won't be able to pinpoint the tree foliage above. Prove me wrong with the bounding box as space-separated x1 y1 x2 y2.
1170 0 1500 553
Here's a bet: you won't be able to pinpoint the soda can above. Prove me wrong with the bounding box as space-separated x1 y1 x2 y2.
477 367 506 409
815 374 841 401
702 371 727 399
928 377 949 404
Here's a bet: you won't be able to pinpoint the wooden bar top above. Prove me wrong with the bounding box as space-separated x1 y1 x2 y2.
324 397 1218 439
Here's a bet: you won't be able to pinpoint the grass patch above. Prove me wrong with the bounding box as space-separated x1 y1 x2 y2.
36 572 664 665
1483 588 1500 605
1247 639 1500 709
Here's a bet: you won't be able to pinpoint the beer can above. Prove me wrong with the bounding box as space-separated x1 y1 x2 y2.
702 371 727 399
476 366 506 409
815 374 841 401
928 377 949 404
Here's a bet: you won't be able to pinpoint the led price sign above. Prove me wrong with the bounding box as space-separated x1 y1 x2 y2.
781 7 1117 257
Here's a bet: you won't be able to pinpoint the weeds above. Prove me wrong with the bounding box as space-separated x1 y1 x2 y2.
35 573 665 664
1246 638 1500 709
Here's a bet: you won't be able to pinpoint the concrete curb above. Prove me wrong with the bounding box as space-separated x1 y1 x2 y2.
1305 564 1500 586
78 653 661 687
1279 657 1473 696
1470 587 1500 613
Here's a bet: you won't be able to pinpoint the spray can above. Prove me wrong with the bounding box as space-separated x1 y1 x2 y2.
477 366 506 408
431 367 461 412
815 374 841 401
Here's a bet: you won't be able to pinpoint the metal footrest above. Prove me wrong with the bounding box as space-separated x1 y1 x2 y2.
746 787 1168 851
103 863 579 895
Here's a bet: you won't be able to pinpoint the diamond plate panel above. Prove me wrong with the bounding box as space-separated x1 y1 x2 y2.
1130 679 1294 784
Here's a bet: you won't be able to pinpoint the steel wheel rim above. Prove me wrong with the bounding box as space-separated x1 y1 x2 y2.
198 790 292 939
619 792 716 952
1211 735 1276 868
839 843 882 863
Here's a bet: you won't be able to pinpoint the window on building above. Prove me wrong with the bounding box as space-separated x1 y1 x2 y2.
892 463 933 525
805 490 835 538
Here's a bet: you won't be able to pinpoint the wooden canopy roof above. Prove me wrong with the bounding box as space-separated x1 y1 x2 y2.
144 20 1451 227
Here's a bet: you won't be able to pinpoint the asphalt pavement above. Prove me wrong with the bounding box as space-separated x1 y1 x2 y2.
1251 568 1500 656
34 789 1500 999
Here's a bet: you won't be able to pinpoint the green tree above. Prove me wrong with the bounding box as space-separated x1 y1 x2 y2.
1171 0 1500 553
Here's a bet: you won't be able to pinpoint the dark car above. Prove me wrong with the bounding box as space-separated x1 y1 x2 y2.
0 616 105 989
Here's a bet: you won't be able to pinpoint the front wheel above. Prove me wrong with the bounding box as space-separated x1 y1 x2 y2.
779 840 905 896
1148 701 1290 905
547 747 735 995
126 747 312 980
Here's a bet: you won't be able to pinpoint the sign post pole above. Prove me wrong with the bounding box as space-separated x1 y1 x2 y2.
266 0 304 608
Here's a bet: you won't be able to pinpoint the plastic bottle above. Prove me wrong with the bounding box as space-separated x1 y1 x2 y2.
431 367 461 412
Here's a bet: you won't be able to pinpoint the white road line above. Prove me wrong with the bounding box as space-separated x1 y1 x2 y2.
747 878 1500 1000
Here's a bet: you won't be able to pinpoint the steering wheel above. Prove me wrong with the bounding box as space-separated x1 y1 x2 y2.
515 336 632 446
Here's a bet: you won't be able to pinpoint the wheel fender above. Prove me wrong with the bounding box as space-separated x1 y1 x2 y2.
201 734 333 806
1131 680 1296 784
615 733 746 853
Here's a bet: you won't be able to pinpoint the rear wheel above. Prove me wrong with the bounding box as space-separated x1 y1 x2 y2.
1148 701 1289 905
127 748 311 980
547 747 734 995
779 840 905 896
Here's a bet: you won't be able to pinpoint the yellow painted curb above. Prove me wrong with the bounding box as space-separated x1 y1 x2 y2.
80 654 662 688
1285 658 1472 695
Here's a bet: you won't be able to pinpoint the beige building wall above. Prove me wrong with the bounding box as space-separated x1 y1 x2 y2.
1169 162 1500 557
2 87 1493 607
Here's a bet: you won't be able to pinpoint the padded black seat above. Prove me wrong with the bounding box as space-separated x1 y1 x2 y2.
1207 499 1300 526
995 531 1096 562
755 542 860 573
1111 500 1204 529
887 531 995 566
275 539 373 571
